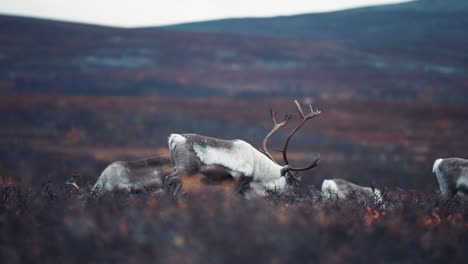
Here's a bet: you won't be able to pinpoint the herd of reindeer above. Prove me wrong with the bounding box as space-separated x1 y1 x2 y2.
71 100 468 204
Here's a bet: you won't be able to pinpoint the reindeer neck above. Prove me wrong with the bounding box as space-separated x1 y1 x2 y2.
251 146 283 182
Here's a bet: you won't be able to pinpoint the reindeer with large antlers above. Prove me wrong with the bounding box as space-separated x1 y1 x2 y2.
164 100 321 197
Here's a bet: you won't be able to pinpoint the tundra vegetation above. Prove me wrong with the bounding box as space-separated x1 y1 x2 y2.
1 182 467 263
1 94 467 263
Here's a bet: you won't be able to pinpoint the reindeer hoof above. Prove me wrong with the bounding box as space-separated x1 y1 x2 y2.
171 183 182 196
164 176 182 196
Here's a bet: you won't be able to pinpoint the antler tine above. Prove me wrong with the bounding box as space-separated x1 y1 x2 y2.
270 108 292 125
65 174 80 190
282 100 321 168
262 109 292 163
294 100 321 120
294 100 305 118
270 108 277 124
281 114 293 125
289 154 320 172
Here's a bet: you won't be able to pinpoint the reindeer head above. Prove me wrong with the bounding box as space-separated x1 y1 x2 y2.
262 100 321 186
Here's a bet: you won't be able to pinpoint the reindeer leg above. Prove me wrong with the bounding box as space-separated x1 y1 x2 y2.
235 175 252 197
166 141 202 197
164 171 183 196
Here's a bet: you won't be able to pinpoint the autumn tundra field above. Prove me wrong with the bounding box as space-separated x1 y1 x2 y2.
1 0 468 263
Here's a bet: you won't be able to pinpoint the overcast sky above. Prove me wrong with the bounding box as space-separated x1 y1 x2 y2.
0 0 413 27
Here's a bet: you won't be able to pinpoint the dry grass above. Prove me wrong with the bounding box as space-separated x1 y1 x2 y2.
1 182 467 264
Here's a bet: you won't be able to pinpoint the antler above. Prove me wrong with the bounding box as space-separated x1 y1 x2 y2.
282 100 321 171
65 174 80 190
262 109 292 163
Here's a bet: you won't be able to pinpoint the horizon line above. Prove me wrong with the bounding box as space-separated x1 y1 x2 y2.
0 0 413 28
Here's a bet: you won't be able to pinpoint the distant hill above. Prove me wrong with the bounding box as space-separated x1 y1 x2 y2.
161 0 468 68
161 0 468 43
0 15 226 97
1 4 468 102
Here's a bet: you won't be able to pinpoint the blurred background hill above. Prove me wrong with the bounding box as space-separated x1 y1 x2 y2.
0 0 467 191
163 0 468 44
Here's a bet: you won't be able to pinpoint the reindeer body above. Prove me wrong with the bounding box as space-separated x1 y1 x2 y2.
168 134 288 196
91 100 320 198
321 179 383 203
433 158 468 196
92 157 172 196
165 101 321 196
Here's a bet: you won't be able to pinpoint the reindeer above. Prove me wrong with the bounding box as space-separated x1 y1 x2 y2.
321 179 384 205
433 158 468 197
164 100 321 197
91 156 172 197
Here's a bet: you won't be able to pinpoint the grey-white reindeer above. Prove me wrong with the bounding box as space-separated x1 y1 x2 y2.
92 156 172 197
164 100 321 197
321 179 383 204
433 158 468 197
